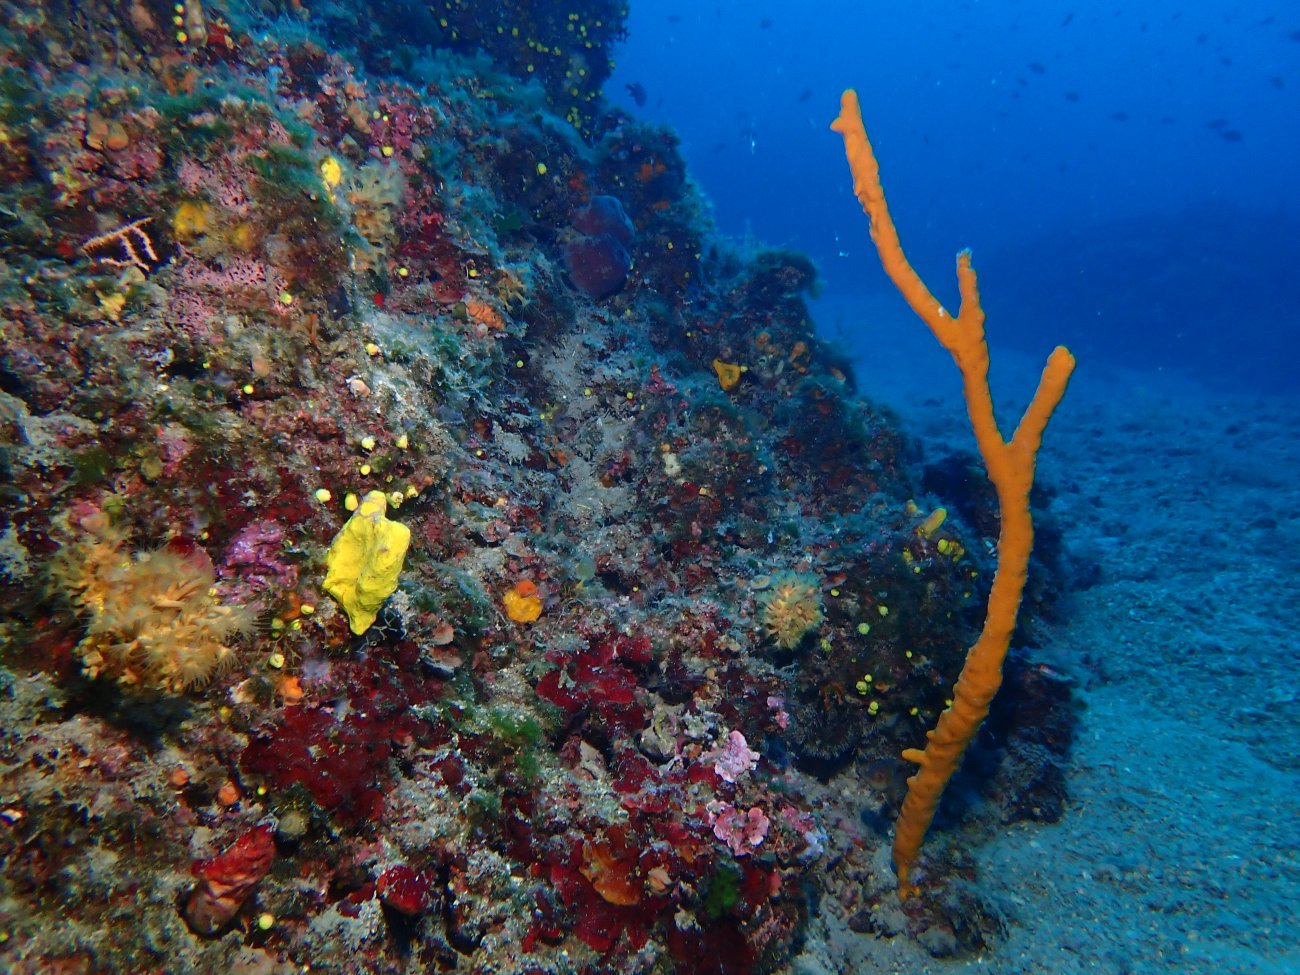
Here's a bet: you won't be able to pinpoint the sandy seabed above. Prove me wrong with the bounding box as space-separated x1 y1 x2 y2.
796 292 1300 975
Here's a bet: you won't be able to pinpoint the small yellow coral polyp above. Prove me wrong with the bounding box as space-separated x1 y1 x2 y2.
323 490 411 634
171 200 209 241
758 572 823 650
918 506 947 539
503 580 543 623
320 155 343 191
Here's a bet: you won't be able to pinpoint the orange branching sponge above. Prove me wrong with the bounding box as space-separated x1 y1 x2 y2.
831 89 1076 898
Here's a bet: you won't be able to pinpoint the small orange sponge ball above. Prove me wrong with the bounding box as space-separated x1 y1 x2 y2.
503 580 543 623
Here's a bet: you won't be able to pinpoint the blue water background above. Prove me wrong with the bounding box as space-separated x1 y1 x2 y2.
608 1 1300 396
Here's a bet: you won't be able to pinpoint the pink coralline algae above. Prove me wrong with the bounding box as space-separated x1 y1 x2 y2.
221 519 298 596
707 801 770 857
184 824 276 935
705 730 761 784
767 694 791 731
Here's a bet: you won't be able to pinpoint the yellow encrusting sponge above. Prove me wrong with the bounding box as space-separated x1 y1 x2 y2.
323 490 411 634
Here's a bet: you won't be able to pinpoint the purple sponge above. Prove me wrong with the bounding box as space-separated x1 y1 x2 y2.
565 195 634 300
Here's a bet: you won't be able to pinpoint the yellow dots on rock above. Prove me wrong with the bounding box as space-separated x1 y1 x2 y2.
314 488 332 504
867 700 881 716
360 435 376 451
278 291 293 306
381 145 394 158
395 433 410 449
877 605 890 617
320 156 342 190
257 913 275 931
359 464 372 476
365 342 380 356
387 490 404 508
300 604 315 616
268 651 286 670
536 162 548 176
397 266 409 278
857 622 871 635
242 383 254 395
345 492 359 512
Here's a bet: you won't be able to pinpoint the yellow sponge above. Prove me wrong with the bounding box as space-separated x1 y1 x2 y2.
323 490 411 634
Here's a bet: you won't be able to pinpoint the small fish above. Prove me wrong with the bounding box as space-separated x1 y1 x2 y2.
625 82 647 107
759 17 773 29
1220 129 1244 142
1028 62 1046 74
797 89 813 103
1064 91 1080 102
1205 118 1228 129
1062 12 1074 26
1109 111 1130 121
1268 76 1285 89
